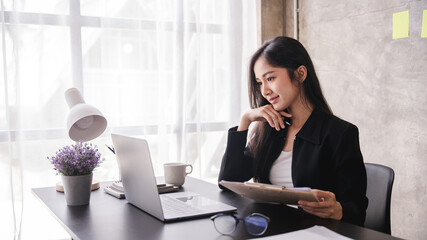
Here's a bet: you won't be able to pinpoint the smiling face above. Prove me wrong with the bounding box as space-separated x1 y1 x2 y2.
253 56 302 112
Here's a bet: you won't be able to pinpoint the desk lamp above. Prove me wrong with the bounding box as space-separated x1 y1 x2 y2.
55 88 108 192
65 88 107 141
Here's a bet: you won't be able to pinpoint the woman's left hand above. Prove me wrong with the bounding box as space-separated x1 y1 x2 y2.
298 189 343 220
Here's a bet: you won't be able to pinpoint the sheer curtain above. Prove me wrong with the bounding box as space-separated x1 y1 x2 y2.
0 0 257 239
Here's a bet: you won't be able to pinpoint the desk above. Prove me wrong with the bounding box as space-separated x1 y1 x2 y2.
32 177 401 240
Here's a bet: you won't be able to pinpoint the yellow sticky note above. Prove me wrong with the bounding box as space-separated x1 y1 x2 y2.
393 11 409 39
422 10 427 38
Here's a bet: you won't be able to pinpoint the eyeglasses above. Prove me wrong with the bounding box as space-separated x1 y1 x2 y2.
210 213 271 236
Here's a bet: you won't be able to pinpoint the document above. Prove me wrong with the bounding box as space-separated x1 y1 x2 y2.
219 181 317 205
249 225 353 240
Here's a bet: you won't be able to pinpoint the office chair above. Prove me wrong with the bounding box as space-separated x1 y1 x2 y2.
364 163 395 234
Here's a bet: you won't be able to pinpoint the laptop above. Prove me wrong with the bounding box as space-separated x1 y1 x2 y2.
111 133 236 222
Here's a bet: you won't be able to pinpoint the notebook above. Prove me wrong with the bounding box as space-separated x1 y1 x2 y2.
111 133 236 222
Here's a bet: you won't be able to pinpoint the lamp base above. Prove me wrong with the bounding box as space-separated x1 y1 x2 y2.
56 180 100 192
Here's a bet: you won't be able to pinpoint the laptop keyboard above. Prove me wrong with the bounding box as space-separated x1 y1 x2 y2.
160 195 203 217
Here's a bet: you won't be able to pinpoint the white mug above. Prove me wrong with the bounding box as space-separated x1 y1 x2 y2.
164 163 193 186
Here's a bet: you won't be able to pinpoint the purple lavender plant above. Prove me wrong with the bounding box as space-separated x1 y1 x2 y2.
48 141 103 176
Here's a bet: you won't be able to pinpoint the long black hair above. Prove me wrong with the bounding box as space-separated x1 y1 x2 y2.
247 36 332 183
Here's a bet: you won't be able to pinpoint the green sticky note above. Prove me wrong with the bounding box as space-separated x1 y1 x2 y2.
422 10 427 38
393 10 409 39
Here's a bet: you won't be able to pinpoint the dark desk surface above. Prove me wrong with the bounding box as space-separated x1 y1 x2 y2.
32 177 402 240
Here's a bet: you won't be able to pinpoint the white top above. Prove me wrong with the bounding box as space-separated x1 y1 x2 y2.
269 151 294 188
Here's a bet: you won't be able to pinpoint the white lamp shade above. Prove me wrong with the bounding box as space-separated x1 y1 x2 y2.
65 88 107 141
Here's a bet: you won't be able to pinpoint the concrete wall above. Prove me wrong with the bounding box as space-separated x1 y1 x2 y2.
281 1 426 239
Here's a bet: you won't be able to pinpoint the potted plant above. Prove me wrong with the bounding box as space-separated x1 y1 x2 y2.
48 141 103 206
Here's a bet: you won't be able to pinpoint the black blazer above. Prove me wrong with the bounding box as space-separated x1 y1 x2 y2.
218 109 368 226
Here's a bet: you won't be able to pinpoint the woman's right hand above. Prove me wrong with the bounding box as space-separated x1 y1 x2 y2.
237 105 292 131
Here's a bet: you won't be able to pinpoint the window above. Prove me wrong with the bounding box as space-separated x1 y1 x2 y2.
0 0 256 238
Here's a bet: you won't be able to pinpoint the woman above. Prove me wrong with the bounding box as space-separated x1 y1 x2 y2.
218 36 368 226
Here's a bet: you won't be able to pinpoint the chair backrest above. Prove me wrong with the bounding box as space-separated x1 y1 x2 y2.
364 163 395 234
